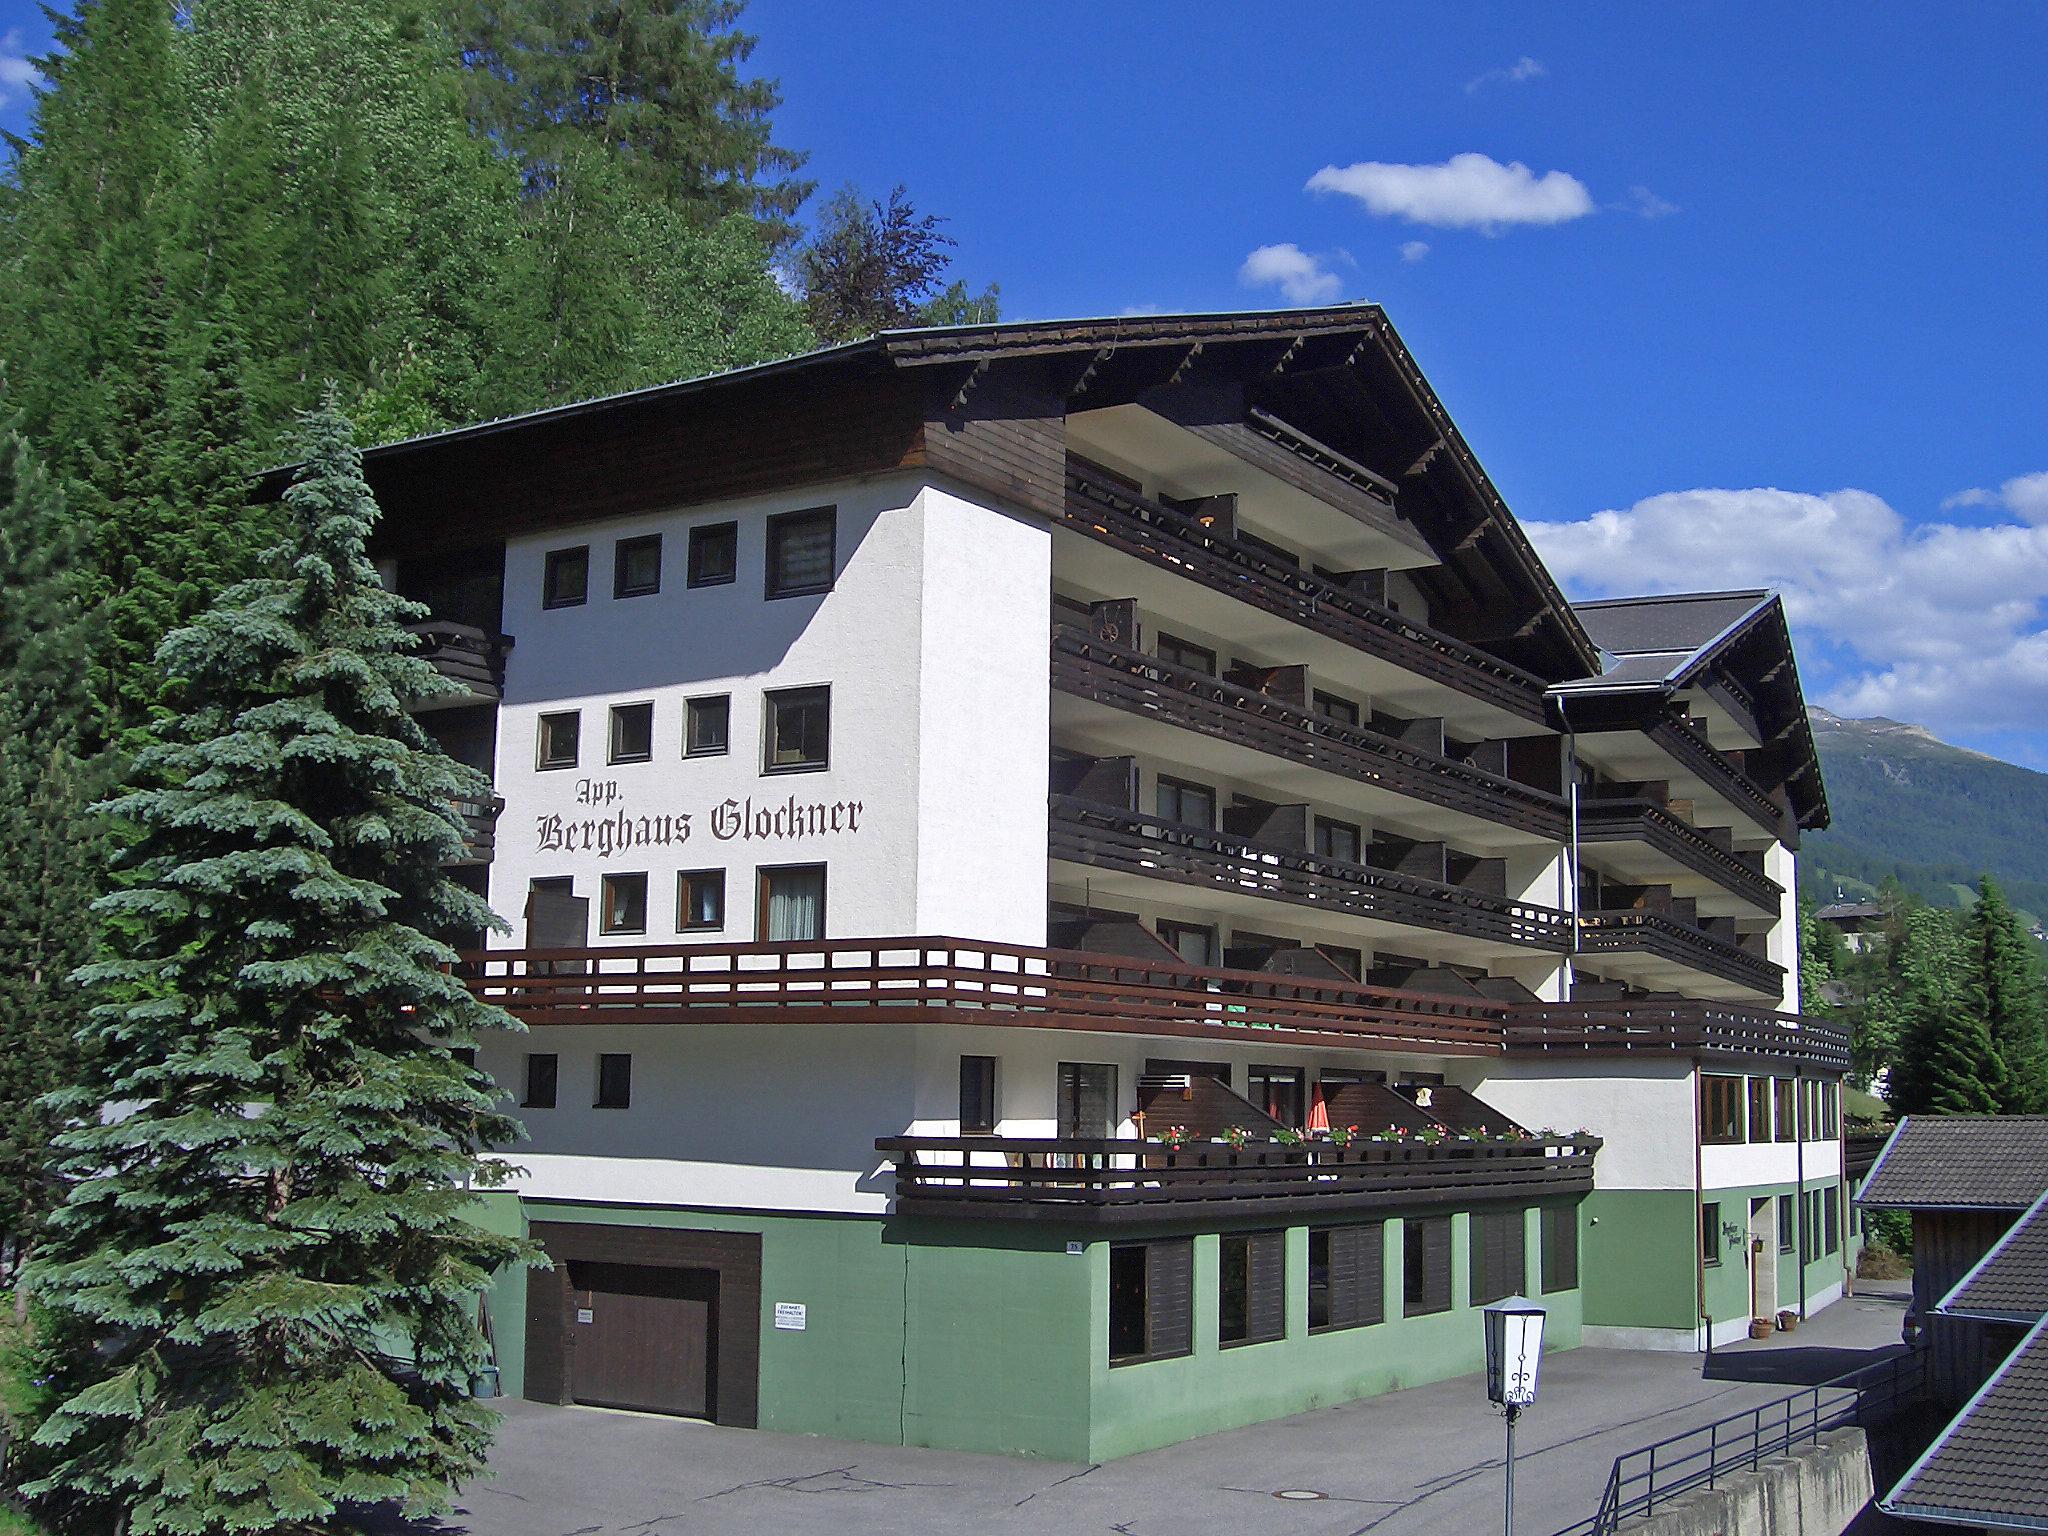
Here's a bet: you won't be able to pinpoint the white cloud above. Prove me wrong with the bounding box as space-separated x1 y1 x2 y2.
1399 240 1431 263
1525 486 2048 743
1622 185 1679 219
1941 471 2048 524
1308 153 1595 234
0 31 40 105
1238 243 1343 304
1466 56 1547 94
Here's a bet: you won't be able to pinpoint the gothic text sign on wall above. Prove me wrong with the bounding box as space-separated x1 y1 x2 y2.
536 792 866 858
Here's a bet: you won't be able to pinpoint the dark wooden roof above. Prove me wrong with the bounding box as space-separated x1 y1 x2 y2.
1941 1191 2048 1323
1858 1116 2048 1211
1882 1316 2048 1530
1573 590 1771 659
263 305 1608 682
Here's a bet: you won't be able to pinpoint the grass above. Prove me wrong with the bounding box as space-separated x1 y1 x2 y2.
0 1290 53 1536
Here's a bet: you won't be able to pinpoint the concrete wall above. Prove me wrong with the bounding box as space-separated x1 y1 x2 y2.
1622 1426 1872 1536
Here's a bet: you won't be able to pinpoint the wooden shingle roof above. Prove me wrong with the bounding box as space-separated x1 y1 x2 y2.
1857 1116 2048 1211
1941 1190 2048 1324
1882 1318 2048 1531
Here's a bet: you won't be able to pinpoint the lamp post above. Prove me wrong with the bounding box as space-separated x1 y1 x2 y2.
1483 1296 1547 1536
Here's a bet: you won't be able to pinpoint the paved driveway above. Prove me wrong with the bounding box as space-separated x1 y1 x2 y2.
440 1283 1911 1536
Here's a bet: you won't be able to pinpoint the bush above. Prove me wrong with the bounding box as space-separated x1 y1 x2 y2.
1864 1208 1913 1258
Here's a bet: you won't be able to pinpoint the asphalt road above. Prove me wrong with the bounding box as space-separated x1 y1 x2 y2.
430 1281 1913 1536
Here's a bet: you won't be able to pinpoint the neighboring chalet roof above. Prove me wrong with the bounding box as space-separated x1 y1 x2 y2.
259 305 1602 682
1858 1116 2048 1212
1550 589 1828 833
1940 1190 2048 1324
1882 1317 2048 1531
1816 899 1888 922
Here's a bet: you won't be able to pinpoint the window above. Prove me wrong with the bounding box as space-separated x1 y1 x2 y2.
1109 1238 1192 1365
595 1052 631 1109
1825 1187 1841 1254
1309 1223 1384 1332
959 1055 997 1135
1778 1193 1796 1253
1155 775 1215 829
688 521 737 587
1248 1065 1304 1128
1313 690 1360 728
1155 632 1217 675
599 872 648 935
1470 1208 1527 1306
1700 1075 1744 1145
764 686 830 773
1316 816 1363 865
608 702 654 764
685 695 730 757
1774 1078 1797 1144
1701 1202 1722 1267
1819 1082 1840 1139
522 1052 558 1110
1403 1217 1451 1316
1540 1206 1578 1294
543 546 589 609
537 711 580 770
1057 1062 1118 1139
1748 1077 1774 1144
613 534 662 598
1156 919 1216 968
758 864 826 941
765 506 836 597
1218 1231 1285 1347
676 870 724 931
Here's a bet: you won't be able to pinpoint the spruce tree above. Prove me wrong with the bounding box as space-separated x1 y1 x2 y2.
23 402 532 1533
1966 876 2048 1113
1886 906 2005 1116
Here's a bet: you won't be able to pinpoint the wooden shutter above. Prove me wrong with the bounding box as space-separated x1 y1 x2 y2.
1324 1222 1384 1330
1474 1209 1528 1304
1543 1205 1579 1293
1247 1232 1286 1344
1406 1217 1451 1316
1146 1238 1193 1359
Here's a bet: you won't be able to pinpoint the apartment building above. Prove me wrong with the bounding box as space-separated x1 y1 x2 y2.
339 306 1850 1460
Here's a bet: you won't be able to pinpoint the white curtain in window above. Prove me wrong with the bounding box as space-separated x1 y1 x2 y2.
764 867 825 941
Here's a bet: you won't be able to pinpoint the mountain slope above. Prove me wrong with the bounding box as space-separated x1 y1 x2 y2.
1800 708 2048 921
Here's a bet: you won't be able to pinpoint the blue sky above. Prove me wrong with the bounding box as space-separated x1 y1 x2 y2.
5 3 2046 763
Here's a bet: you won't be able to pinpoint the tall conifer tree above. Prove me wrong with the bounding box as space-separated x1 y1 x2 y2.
1967 876 2048 1113
24 403 531 1533
1886 906 2005 1116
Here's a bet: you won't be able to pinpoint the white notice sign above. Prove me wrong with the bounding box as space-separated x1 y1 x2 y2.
774 1301 807 1331
575 1308 594 1324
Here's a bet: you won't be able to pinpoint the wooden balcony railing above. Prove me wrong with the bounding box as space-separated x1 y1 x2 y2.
459 937 1849 1071
1051 624 1567 839
1647 716 1788 839
448 795 503 866
1578 797 1781 911
1058 466 1551 724
1578 909 1785 995
406 620 510 707
874 1133 1600 1223
1049 795 1574 952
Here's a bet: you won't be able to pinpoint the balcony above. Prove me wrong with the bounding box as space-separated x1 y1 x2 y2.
1578 909 1784 997
1056 466 1550 724
875 1133 1600 1224
406 620 510 708
460 936 1850 1072
1049 795 1573 953
1050 624 1566 840
449 794 503 866
1577 796 1781 912
1646 716 1788 840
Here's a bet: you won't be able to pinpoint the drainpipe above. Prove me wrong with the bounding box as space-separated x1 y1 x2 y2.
1555 694 1582 1001
1694 1057 1710 1357
1796 1071 1807 1321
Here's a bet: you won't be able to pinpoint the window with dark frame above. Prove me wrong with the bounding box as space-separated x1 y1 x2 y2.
758 863 826 942
608 701 654 764
1109 1238 1192 1366
1774 1078 1797 1144
613 534 662 598
1313 690 1360 728
1316 816 1363 865
1402 1216 1451 1316
1218 1231 1285 1348
1825 1186 1841 1253
688 521 738 587
1540 1205 1577 1293
765 507 836 598
522 1052 558 1110
595 1052 631 1109
1155 775 1216 829
1700 1075 1744 1145
1155 919 1216 968
959 1055 997 1135
542 546 589 609
685 694 730 757
1309 1223 1384 1332
599 872 647 935
1470 1208 1527 1306
1748 1077 1774 1143
1155 632 1217 675
1778 1193 1797 1253
764 686 830 772
676 869 724 931
1701 1201 1722 1266
1248 1065 1304 1128
537 711 580 770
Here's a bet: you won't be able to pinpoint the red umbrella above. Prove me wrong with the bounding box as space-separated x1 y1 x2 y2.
1306 1079 1330 1133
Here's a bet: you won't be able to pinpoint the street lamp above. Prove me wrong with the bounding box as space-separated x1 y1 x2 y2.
1483 1296 1547 1536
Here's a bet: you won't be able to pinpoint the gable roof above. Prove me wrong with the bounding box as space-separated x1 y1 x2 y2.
1941 1190 2048 1324
1882 1317 2048 1531
1858 1116 2048 1211
1572 589 1772 662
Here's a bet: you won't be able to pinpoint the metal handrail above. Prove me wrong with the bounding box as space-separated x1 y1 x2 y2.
1555 1349 1926 1536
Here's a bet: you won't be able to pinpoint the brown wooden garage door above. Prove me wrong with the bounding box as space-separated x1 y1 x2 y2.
526 1223 762 1428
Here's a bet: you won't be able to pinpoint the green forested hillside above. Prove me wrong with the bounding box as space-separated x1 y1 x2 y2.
1801 707 2048 924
